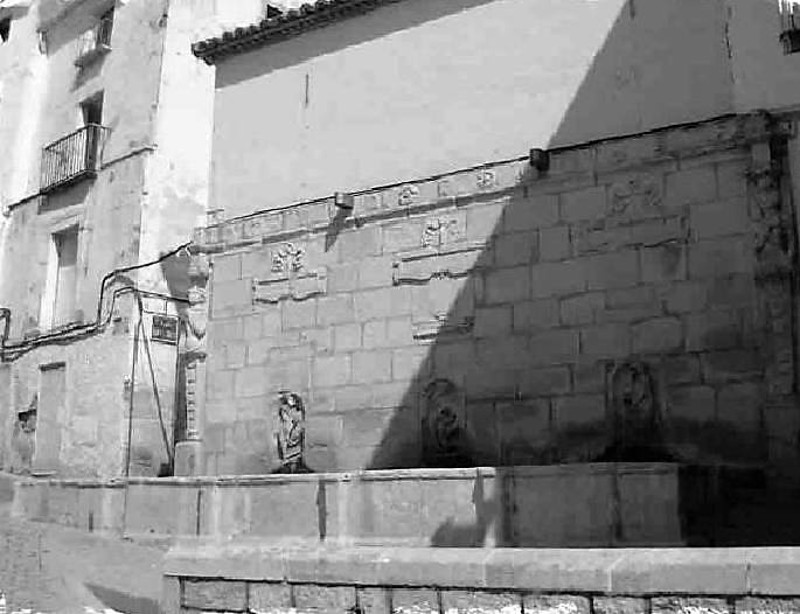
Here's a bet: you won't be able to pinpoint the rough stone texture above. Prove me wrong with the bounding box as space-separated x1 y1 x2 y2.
249 582 292 611
651 597 731 614
195 113 793 476
735 598 800 614
441 590 522 613
182 580 247 612
593 597 648 614
359 587 392 614
391 588 440 614
293 584 357 612
523 595 591 614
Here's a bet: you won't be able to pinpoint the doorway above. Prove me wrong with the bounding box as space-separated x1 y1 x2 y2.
33 362 66 475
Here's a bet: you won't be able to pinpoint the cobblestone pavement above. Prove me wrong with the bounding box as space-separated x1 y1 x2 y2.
0 502 166 614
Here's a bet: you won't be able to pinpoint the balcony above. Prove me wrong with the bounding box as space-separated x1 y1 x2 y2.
40 124 107 194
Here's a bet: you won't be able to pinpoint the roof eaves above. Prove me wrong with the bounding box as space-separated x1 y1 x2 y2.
192 0 404 65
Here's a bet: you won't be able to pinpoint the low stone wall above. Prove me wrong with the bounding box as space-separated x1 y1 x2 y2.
12 463 699 546
162 541 800 613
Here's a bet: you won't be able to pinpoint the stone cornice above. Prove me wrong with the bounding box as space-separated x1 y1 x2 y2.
192 112 780 255
192 0 406 65
165 540 800 596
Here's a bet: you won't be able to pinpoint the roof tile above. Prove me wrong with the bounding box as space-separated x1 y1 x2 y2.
192 0 406 65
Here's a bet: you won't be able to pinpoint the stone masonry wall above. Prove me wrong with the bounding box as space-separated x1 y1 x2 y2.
174 581 800 614
162 544 800 614
194 113 798 476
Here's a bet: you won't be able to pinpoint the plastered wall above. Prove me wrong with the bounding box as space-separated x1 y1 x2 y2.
210 0 736 217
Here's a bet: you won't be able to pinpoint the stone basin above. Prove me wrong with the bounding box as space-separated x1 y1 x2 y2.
11 462 730 547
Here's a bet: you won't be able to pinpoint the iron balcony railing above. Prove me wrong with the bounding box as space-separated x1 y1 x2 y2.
40 124 107 193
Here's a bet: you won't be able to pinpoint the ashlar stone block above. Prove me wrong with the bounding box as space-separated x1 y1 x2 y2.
441 590 522 614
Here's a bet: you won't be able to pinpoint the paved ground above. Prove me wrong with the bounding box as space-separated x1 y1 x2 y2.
0 475 166 614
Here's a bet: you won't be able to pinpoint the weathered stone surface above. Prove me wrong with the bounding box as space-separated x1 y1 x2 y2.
294 584 357 611
593 596 648 614
560 292 604 326
505 193 559 231
539 226 572 261
632 318 683 353
735 597 800 614
182 580 247 611
561 186 607 222
580 324 631 358
665 166 717 206
359 587 392 614
441 590 522 613
249 582 292 611
651 597 730 614
523 594 591 614
530 261 585 298
392 588 440 614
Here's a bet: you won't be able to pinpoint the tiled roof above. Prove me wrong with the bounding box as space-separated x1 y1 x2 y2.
192 0 404 65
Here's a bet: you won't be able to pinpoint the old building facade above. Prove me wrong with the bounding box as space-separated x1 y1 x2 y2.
0 0 265 477
189 0 800 481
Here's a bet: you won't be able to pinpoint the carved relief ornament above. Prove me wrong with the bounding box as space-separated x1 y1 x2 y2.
422 379 471 467
398 185 420 206
274 391 311 474
609 174 662 216
476 168 497 190
253 242 327 304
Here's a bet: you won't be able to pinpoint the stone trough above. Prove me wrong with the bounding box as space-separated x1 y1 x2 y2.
11 462 724 547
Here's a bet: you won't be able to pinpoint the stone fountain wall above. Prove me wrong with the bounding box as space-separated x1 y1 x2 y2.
191 113 798 477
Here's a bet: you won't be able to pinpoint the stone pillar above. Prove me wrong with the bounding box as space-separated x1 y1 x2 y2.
748 134 798 477
175 253 209 477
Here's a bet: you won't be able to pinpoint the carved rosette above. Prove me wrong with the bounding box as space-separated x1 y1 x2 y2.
271 242 305 276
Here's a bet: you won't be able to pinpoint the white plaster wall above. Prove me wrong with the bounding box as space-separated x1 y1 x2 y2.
210 0 735 217
137 0 264 296
0 3 46 208
726 0 800 113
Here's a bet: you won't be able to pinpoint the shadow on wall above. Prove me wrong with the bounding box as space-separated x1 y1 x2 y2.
547 0 735 147
331 0 795 546
362 0 753 474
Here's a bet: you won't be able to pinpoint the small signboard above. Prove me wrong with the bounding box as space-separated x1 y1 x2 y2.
151 314 178 344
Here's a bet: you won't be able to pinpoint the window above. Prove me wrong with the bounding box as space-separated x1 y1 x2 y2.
780 0 800 54
75 7 113 66
80 92 103 126
0 18 10 43
98 7 114 46
47 227 79 328
80 92 104 169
